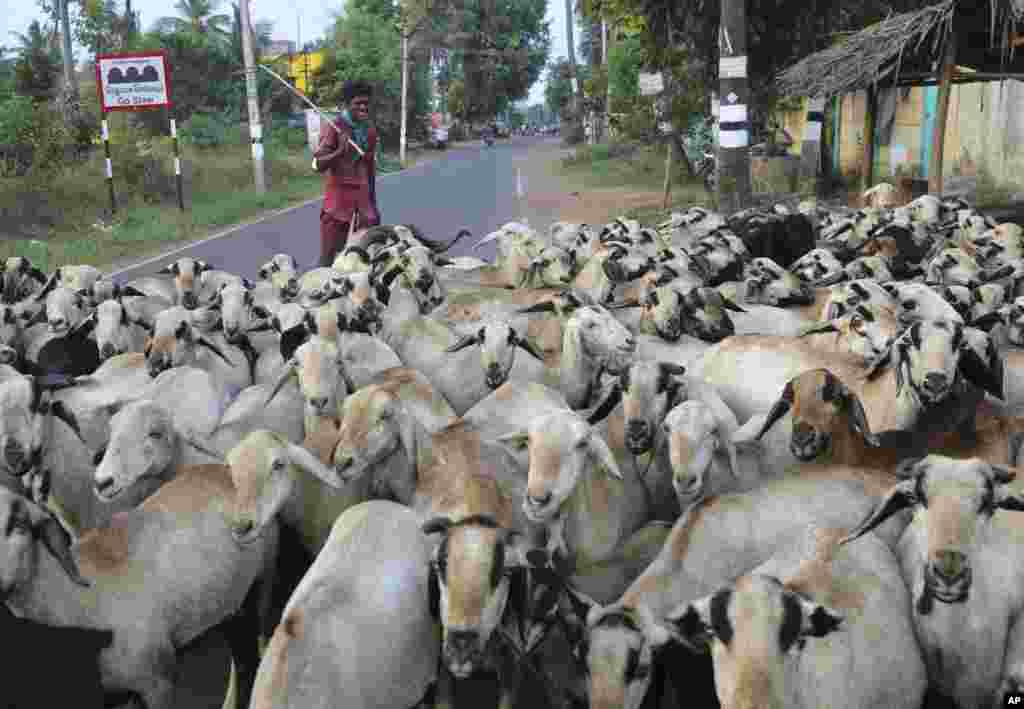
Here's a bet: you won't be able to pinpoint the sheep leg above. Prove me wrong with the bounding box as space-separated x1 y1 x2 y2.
220 581 265 709
431 665 456 709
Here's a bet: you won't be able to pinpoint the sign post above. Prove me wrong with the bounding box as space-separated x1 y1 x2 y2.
95 51 176 212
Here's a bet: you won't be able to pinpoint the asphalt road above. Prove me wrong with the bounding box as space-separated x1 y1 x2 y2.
111 136 561 283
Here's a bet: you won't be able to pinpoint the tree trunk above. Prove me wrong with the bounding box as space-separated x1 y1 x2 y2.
400 33 409 165
861 85 876 193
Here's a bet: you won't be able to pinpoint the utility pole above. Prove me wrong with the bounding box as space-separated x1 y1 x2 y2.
717 0 752 212
602 19 609 142
240 0 266 192
564 0 580 142
400 33 409 166
59 0 78 119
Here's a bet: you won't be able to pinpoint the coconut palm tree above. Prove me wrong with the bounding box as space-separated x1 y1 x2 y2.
228 2 273 63
152 0 231 42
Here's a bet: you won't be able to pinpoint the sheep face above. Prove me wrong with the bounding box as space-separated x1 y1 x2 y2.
332 387 406 484
422 516 528 679
844 256 893 284
44 286 87 335
900 319 966 405
887 283 963 326
585 604 673 709
447 322 545 390
566 306 635 375
268 270 300 301
93 401 177 502
0 377 45 477
792 249 843 287
94 300 134 360
330 273 384 334
257 253 299 282
843 456 1024 614
666 401 730 507
753 369 874 463
0 487 88 593
620 361 686 455
0 306 21 350
1004 297 1024 346
1 257 45 303
668 575 843 709
823 280 892 321
217 282 253 344
276 336 347 422
158 257 211 310
970 283 1005 323
641 287 684 342
679 288 742 343
519 412 622 524
226 430 342 544
145 308 194 377
533 246 576 287
926 249 979 287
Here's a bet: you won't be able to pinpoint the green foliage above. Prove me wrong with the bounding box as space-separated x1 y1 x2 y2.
14 101 73 173
178 111 235 148
268 125 308 151
544 59 572 119
607 33 641 101
0 95 34 145
509 109 525 129
11 21 61 102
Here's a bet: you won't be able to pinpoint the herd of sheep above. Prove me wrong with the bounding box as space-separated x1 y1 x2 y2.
1 186 1024 709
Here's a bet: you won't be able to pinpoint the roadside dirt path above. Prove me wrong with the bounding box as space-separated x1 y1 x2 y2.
510 141 684 227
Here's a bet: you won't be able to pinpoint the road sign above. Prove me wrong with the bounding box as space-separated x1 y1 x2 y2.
96 51 171 112
639 72 664 96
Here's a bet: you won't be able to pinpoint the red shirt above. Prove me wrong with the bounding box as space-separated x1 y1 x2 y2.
315 116 379 225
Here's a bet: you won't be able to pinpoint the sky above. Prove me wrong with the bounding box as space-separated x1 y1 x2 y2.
3 0 571 107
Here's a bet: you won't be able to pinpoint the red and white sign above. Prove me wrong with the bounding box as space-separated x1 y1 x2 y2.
96 51 172 112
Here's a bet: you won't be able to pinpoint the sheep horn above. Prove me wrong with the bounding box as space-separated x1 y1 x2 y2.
474 231 505 250
512 333 546 362
441 229 473 253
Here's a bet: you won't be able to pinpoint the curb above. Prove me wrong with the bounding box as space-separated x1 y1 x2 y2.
107 159 423 279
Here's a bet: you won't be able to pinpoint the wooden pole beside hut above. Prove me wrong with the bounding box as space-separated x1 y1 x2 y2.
861 85 876 193
929 29 957 195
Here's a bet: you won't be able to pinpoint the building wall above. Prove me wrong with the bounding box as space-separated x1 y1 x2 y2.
778 79 1024 195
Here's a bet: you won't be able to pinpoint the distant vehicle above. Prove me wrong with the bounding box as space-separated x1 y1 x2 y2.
285 113 306 130
494 122 510 138
431 125 449 150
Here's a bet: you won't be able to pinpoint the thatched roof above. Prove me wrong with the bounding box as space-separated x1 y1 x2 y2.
777 0 1024 98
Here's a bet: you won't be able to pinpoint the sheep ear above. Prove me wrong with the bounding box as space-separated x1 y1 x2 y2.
197 337 233 366
422 516 453 536
34 271 59 302
121 285 148 298
587 382 622 425
182 434 225 463
512 332 546 361
839 479 917 546
587 432 623 480
755 382 794 440
795 596 844 639
495 431 529 453
26 501 90 587
285 441 344 489
50 401 86 445
445 332 480 353
266 360 298 405
797 321 839 337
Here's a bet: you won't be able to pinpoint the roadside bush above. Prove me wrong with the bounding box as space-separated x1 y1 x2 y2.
0 95 35 145
179 112 233 149
269 125 308 152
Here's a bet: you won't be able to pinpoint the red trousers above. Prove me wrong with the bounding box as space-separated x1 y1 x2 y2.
319 208 380 267
319 211 351 268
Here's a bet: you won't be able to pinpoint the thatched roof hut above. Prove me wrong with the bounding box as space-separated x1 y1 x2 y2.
776 0 1024 194
777 0 1024 98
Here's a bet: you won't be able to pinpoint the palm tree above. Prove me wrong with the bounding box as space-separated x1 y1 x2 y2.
9 21 55 58
152 0 231 41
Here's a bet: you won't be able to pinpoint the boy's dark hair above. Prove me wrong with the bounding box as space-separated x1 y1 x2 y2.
343 80 373 103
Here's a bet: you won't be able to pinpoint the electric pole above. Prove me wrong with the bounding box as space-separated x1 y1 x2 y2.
400 32 409 166
564 0 580 142
240 0 266 192
59 0 78 121
717 0 752 212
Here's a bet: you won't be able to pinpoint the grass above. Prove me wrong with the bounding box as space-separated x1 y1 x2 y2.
555 141 711 209
0 135 418 272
